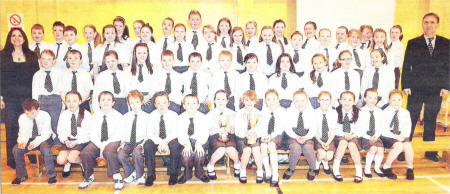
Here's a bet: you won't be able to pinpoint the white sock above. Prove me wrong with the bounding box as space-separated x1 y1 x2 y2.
63 163 71 172
322 160 330 170
207 164 214 172
256 170 264 177
315 160 320 170
355 164 362 177
234 161 241 170
113 173 122 180
240 169 246 178
269 153 279 180
374 154 384 172
382 162 391 170
365 153 375 173
333 159 341 175
263 156 271 177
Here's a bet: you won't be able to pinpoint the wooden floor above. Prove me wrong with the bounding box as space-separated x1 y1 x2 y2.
1 123 449 194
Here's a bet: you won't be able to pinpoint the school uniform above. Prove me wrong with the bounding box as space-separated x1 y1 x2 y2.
92 42 131 73
218 35 231 50
268 72 303 108
334 42 350 55
57 109 91 151
258 107 287 147
230 44 247 72
186 29 206 51
157 35 175 53
49 40 69 69
276 37 290 54
58 68 93 110
81 40 96 71
348 46 370 71
13 110 55 179
301 38 320 63
249 41 282 76
285 106 317 173
235 71 268 110
332 68 361 105
118 35 133 51
314 108 337 152
246 36 258 49
315 45 338 71
32 67 63 144
359 41 371 50
132 41 162 72
335 108 360 146
361 65 395 108
197 41 222 71
126 64 156 113
151 69 183 114
92 69 132 114
233 107 263 153
357 106 384 150
207 108 237 151
178 111 212 181
144 109 181 177
302 70 336 109
389 40 404 89
209 68 239 110
60 43 90 71
182 68 212 114
167 41 195 67
286 46 311 75
373 46 395 70
118 110 148 179
380 107 412 149
80 109 123 180
29 41 49 58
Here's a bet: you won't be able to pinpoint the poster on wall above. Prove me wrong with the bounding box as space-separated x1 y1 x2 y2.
7 13 25 30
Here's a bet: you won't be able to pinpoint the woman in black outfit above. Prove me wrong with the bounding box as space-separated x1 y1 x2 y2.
1 28 40 169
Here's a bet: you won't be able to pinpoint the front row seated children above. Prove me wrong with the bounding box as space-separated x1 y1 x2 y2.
381 90 414 180
283 90 316 181
117 90 149 185
332 91 363 183
145 91 181 186
12 99 56 185
259 90 284 187
178 95 211 184
359 89 385 178
57 91 91 178
314 91 336 176
206 90 241 180
79 91 124 191
234 90 264 184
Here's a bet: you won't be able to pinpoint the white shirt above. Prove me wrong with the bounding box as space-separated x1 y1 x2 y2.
186 29 206 51
361 65 395 107
89 110 124 151
257 107 287 138
314 108 338 143
388 40 404 68
302 38 320 54
167 41 195 67
148 110 179 144
335 109 360 137
230 44 247 71
357 106 384 139
29 41 49 55
207 108 236 133
332 68 361 102
218 35 231 50
302 70 336 100
126 63 156 94
249 41 282 75
209 68 239 101
59 43 90 71
92 69 133 112
381 106 411 139
121 110 149 144
234 107 262 138
197 42 223 71
373 46 395 70
235 71 268 109
182 68 211 103
49 41 69 69
286 47 311 74
57 109 91 144
334 42 350 54
268 72 303 100
93 42 131 66
58 68 93 98
156 35 175 53
81 40 96 69
285 106 316 140
246 36 258 49
348 47 371 71
152 69 184 104
178 111 212 146
17 110 52 146
32 67 63 100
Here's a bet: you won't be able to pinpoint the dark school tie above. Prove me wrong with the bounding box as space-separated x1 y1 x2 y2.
301 39 309 49
324 48 329 68
380 49 388 65
177 43 183 62
224 71 231 95
71 113 77 137
56 43 62 58
159 115 167 139
335 43 340 50
343 113 351 133
130 114 137 148
266 44 273 65
367 110 375 136
360 42 365 50
72 71 78 92
163 37 168 52
321 114 329 142
221 37 226 48
188 117 194 136
32 119 38 139
237 46 243 65
165 73 171 94
190 72 198 96
44 71 53 92
317 73 323 87
138 64 144 82
102 43 111 66
372 68 379 90
206 43 212 61
268 112 275 135
295 112 307 136
246 39 250 47
34 43 40 57
278 39 285 53
192 31 198 50
428 38 434 55
281 73 288 89
112 72 121 94
353 49 361 67
293 50 299 64
344 71 350 90
101 115 108 142
88 43 93 65
388 42 393 49
249 74 255 91
63 46 72 61
390 110 400 135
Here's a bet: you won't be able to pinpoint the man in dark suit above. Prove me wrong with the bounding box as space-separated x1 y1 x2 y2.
401 13 449 162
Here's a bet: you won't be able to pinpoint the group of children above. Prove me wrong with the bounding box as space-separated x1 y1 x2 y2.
11 10 415 191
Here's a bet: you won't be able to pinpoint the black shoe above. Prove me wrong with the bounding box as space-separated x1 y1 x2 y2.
406 168 414 180
270 179 279 187
364 172 373 178
425 152 440 162
207 170 217 180
361 156 366 163
62 171 71 178
354 176 363 183
199 175 210 183
397 152 405 162
169 175 178 185
342 156 349 164
332 172 343 182
48 176 57 184
177 173 191 184
239 176 247 184
314 169 320 176
382 168 397 180
324 168 331 175
256 176 263 184
306 170 315 181
11 176 28 185
264 176 272 183
282 169 294 180
234 169 240 178
375 171 385 178
145 174 156 186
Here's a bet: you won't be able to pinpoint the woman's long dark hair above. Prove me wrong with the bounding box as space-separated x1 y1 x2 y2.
1 28 37 66
131 43 153 76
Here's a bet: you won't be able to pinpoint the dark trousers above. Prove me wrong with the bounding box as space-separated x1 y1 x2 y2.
13 139 56 178
38 95 62 145
181 139 207 179
103 141 121 177
4 98 26 168
144 139 181 177
407 92 442 141
118 141 145 178
287 138 316 173
80 142 100 179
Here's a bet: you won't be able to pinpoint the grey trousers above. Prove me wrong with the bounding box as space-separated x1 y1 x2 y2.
13 138 56 178
287 137 316 175
118 141 145 178
102 141 121 177
80 142 100 179
180 139 208 179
